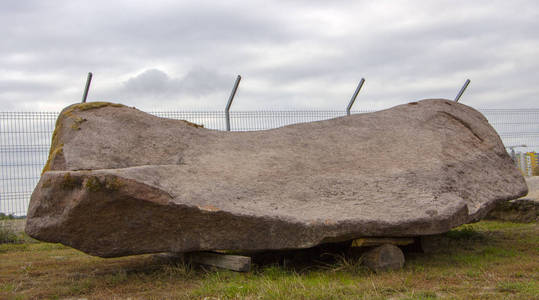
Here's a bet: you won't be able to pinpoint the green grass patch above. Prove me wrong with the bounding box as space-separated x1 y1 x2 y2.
445 224 484 240
0 220 537 299
0 213 17 220
465 220 535 231
497 280 539 295
0 226 18 244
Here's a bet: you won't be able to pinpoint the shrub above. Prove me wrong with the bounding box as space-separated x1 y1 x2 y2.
0 213 16 220
0 225 18 244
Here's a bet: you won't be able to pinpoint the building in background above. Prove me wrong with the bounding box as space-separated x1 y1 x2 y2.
515 152 538 176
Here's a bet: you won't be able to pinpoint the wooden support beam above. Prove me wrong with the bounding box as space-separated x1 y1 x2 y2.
351 237 415 247
186 251 251 272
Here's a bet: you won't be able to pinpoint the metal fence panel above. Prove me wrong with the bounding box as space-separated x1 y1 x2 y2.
1 108 538 216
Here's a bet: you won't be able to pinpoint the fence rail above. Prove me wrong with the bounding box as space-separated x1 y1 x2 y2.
1 108 539 216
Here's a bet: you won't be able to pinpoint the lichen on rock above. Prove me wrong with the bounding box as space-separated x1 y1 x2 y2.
41 101 203 175
61 172 80 189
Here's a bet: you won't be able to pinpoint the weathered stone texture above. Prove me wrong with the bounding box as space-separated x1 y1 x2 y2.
486 177 538 223
26 99 527 257
362 244 405 272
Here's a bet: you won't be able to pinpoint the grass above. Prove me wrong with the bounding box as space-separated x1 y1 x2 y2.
0 225 19 244
0 220 537 299
0 218 27 244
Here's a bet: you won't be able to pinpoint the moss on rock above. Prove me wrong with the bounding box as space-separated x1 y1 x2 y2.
40 101 203 175
84 176 124 192
84 177 102 192
60 172 81 190
41 178 53 189
104 177 123 191
41 102 126 174
68 102 125 113
41 145 63 175
70 117 87 130
180 120 204 128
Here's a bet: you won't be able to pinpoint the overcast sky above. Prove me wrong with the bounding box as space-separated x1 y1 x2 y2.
1 0 538 112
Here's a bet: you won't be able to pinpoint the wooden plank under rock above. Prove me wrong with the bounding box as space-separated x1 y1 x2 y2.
351 237 415 247
186 251 251 272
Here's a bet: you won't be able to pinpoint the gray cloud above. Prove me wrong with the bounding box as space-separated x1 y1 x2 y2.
120 67 230 98
0 0 538 112
123 69 172 95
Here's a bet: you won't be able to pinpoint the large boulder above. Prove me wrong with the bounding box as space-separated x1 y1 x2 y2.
26 99 527 257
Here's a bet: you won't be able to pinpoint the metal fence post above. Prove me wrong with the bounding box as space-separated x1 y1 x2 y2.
346 78 365 116
81 72 93 103
454 79 470 103
225 75 241 131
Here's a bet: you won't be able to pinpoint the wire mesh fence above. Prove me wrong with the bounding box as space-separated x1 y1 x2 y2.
478 109 539 148
1 108 538 216
1 112 58 216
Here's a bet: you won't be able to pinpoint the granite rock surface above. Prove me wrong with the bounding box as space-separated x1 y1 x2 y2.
486 177 538 223
26 100 527 257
